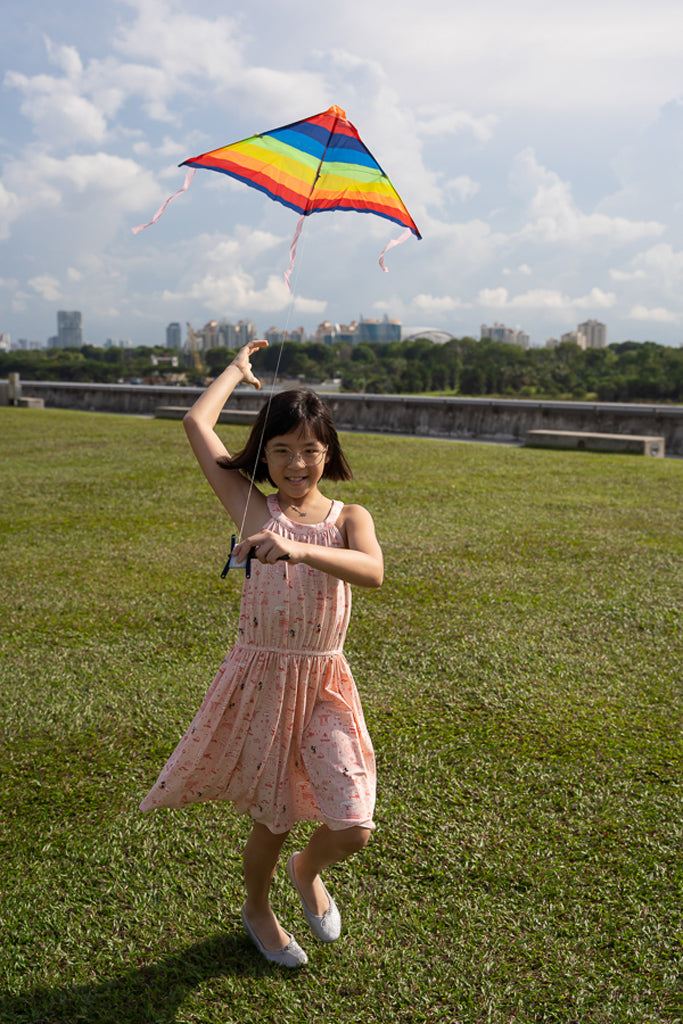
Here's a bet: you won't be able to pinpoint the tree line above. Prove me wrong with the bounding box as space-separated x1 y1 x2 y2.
2 337 682 402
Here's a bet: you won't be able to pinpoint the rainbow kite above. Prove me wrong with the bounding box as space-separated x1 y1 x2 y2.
134 105 421 284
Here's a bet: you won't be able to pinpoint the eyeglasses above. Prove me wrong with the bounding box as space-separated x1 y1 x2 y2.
264 445 328 466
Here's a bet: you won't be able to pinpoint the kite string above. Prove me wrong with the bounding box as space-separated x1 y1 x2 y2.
236 222 307 542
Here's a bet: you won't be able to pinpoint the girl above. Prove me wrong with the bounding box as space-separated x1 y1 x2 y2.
140 340 383 967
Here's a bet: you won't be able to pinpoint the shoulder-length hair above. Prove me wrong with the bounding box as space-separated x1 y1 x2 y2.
217 389 352 484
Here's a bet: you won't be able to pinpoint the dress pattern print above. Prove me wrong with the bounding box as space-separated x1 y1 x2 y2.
140 496 376 834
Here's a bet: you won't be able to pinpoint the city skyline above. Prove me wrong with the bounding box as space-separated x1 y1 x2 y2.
1 309 618 353
2 0 683 351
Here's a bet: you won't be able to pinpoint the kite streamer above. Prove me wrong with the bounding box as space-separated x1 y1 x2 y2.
133 105 420 282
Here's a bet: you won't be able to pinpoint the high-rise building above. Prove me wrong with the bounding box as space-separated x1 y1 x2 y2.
481 322 530 348
358 315 401 344
561 330 587 350
55 311 83 348
166 322 182 349
578 319 607 349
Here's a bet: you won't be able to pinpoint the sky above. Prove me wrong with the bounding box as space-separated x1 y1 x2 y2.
3 0 683 349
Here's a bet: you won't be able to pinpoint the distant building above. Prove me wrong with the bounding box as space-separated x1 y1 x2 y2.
190 319 258 352
358 315 401 344
166 322 182 349
578 319 607 348
402 328 456 344
265 326 308 346
235 320 257 346
105 338 133 349
313 321 359 344
561 330 587 350
55 310 83 348
0 332 10 352
481 322 530 348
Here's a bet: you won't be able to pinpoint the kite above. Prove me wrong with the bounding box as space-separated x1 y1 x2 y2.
133 105 421 285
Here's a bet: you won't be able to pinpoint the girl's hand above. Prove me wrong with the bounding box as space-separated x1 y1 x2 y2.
233 530 302 566
231 339 268 389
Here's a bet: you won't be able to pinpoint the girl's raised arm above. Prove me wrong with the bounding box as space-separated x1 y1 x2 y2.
183 340 269 528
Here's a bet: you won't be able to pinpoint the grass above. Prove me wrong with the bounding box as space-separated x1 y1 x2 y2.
1 406 682 1024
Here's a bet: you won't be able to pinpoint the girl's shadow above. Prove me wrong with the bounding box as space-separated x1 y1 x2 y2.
0 928 288 1024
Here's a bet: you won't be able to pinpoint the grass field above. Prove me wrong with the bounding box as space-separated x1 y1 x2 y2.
1 407 681 1024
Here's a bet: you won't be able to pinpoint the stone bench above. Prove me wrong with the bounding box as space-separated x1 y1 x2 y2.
525 429 665 457
17 396 44 408
155 405 258 425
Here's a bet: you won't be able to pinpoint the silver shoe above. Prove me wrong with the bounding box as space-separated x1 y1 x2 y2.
286 852 342 943
241 904 308 967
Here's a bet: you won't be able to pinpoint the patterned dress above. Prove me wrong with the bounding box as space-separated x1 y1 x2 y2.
140 495 376 834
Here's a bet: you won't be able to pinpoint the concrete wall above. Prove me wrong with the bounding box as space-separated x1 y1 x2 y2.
14 380 683 456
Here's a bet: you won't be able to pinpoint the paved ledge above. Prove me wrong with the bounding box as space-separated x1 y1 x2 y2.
525 429 665 457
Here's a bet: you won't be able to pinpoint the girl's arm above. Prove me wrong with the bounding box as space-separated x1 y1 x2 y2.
233 504 384 589
183 340 269 529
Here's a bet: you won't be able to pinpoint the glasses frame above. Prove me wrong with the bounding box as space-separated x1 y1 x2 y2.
264 444 329 467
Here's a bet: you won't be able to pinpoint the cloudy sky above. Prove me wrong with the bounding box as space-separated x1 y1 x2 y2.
3 0 683 348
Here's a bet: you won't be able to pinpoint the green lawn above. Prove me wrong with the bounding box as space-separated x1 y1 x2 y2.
1 407 681 1024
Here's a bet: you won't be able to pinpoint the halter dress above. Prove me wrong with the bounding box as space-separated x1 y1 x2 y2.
140 495 376 834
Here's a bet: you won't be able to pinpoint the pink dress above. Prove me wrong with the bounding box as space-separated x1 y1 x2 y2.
140 495 376 834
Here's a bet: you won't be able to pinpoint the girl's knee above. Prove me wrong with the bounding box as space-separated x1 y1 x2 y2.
340 825 372 855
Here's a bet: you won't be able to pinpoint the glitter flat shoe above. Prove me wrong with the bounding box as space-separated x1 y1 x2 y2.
286 852 342 943
241 904 308 967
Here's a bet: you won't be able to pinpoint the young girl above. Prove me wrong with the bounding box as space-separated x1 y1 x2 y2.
140 340 383 967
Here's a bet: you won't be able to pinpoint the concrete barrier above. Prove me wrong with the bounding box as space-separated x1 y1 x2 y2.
10 379 683 456
525 429 665 457
155 405 257 425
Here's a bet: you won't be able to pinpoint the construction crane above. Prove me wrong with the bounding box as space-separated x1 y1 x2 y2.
186 322 209 384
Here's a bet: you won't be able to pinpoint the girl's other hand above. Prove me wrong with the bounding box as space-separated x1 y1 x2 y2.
232 339 268 389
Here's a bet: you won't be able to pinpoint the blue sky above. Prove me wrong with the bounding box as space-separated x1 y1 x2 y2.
3 0 683 348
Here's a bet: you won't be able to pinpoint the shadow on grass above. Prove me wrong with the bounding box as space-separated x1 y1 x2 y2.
0 929 291 1024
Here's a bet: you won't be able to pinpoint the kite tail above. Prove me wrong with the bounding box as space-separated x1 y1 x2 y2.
379 228 412 272
131 168 196 235
284 213 306 291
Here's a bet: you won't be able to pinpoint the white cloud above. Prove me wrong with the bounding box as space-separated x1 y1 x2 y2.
477 286 617 315
628 304 679 323
610 268 647 281
0 181 22 241
446 176 480 202
5 68 108 146
418 109 497 143
411 294 472 314
503 264 533 276
28 275 61 302
512 148 665 246
163 270 325 315
629 243 683 287
0 151 162 241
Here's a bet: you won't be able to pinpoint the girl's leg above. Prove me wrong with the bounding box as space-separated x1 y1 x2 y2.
291 824 370 916
242 821 291 951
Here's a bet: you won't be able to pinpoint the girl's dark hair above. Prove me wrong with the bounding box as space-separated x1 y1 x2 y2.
217 389 352 484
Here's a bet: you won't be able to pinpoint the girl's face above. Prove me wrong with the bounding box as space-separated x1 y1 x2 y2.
263 427 330 500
